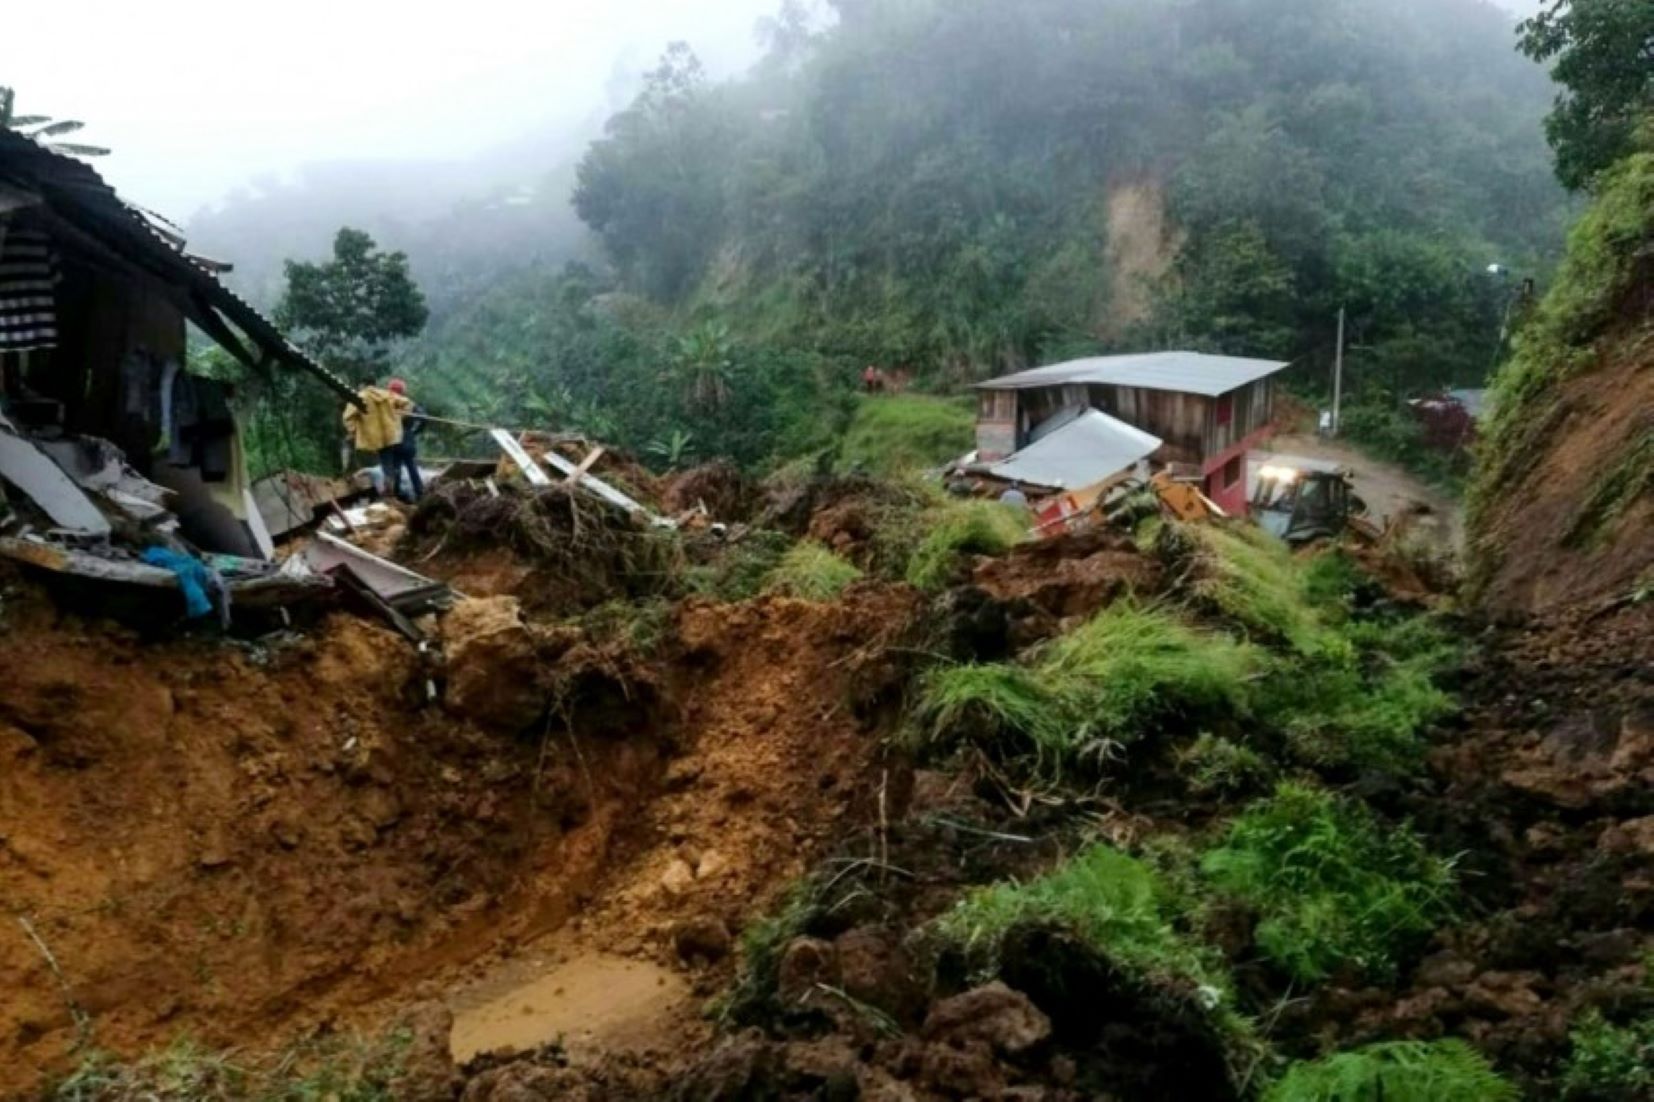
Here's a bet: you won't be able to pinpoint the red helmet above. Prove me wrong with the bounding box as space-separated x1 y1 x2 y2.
387 378 408 394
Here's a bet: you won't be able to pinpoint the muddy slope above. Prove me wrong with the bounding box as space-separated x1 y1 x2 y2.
0 578 919 1098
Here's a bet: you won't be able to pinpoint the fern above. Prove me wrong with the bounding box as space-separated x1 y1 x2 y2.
1265 1040 1517 1102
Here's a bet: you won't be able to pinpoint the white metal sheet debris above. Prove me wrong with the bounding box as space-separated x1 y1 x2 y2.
0 428 112 534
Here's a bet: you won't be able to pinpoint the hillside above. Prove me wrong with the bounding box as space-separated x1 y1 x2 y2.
391 0 1571 468
1469 153 1654 614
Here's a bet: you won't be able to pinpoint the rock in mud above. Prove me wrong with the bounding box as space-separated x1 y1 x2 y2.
777 936 839 1005
671 1029 782 1101
834 925 921 1020
673 914 733 964
922 981 1052 1057
442 596 545 732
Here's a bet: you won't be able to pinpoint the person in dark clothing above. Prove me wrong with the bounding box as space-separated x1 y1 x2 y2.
382 378 425 502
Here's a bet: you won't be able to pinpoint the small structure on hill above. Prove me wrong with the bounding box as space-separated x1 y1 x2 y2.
974 351 1290 514
0 129 360 618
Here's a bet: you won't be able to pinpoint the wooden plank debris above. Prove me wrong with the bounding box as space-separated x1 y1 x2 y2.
565 445 606 487
489 429 553 487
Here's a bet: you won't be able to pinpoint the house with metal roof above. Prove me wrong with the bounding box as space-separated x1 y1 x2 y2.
974 351 1291 514
0 129 350 558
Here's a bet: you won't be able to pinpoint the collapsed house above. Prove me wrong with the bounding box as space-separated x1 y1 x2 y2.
970 351 1291 515
0 129 366 618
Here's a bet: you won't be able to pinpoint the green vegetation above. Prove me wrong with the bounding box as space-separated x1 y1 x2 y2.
1202 784 1457 984
716 879 824 1026
903 499 1027 590
683 528 794 602
1561 1009 1654 1100
1519 0 1654 191
1179 733 1272 797
836 394 974 476
1565 430 1654 548
1265 1040 1518 1102
918 603 1257 778
763 541 863 600
51 1028 414 1101
1182 524 1345 657
935 844 1225 995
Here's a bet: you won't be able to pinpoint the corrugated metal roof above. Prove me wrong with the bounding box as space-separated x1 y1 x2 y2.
988 409 1162 491
0 130 356 403
976 351 1290 397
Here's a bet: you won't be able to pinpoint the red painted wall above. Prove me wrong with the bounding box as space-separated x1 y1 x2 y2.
1201 423 1276 516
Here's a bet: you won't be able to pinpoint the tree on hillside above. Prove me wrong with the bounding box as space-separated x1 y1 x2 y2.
0 86 109 156
1520 0 1654 190
275 227 429 383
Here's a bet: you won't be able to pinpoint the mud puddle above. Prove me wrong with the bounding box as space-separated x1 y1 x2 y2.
448 950 694 1062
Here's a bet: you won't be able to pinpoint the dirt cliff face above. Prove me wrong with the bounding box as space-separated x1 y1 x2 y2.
1469 155 1654 617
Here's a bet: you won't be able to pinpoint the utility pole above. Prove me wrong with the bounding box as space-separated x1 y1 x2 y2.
1332 306 1345 437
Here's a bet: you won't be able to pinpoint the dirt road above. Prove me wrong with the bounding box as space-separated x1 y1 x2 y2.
1267 432 1464 551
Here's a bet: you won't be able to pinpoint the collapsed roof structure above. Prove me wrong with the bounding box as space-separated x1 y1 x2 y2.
0 129 364 617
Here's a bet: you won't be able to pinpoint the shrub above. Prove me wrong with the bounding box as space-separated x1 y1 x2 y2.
1561 1010 1654 1100
1202 783 1456 984
1265 1040 1517 1102
917 603 1259 778
935 844 1226 995
836 393 975 476
681 527 792 601
763 540 863 600
904 499 1027 590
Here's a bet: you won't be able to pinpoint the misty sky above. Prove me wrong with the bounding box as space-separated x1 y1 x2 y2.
7 0 1544 223
4 0 780 217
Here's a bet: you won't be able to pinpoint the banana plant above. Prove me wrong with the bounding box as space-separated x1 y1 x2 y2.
0 87 109 157
647 429 696 469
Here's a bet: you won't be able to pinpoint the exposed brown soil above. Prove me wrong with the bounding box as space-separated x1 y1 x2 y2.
1473 321 1654 616
0 566 923 1099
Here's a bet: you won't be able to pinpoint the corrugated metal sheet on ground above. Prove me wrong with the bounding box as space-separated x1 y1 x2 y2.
976 351 1290 397
988 409 1162 491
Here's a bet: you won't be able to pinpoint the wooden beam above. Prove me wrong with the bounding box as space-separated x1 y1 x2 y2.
565 445 606 487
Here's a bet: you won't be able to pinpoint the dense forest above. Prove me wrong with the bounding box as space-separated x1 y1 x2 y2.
234 0 1578 473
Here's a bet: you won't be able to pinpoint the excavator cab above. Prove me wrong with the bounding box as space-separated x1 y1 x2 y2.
1251 462 1367 545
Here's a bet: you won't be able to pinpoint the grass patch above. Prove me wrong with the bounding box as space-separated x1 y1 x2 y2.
836 393 975 476
1561 1009 1654 1100
1261 615 1459 774
1264 1039 1517 1102
935 844 1227 995
1202 783 1456 984
763 540 863 599
1564 431 1654 549
903 498 1027 590
1180 524 1347 659
51 1028 415 1101
917 602 1259 779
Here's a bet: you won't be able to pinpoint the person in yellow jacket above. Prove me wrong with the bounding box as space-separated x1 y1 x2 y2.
343 380 414 499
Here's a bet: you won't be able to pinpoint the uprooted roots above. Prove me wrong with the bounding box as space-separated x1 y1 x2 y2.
405 481 682 599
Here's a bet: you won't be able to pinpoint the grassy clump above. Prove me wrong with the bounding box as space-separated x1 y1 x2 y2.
1181 525 1348 659
1179 733 1273 796
1202 783 1456 984
1264 1040 1517 1102
716 880 823 1025
918 603 1258 778
836 393 975 476
1561 1009 1654 1100
681 528 793 601
52 1029 414 1101
763 540 864 599
904 498 1027 590
935 844 1227 994
1564 431 1654 549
